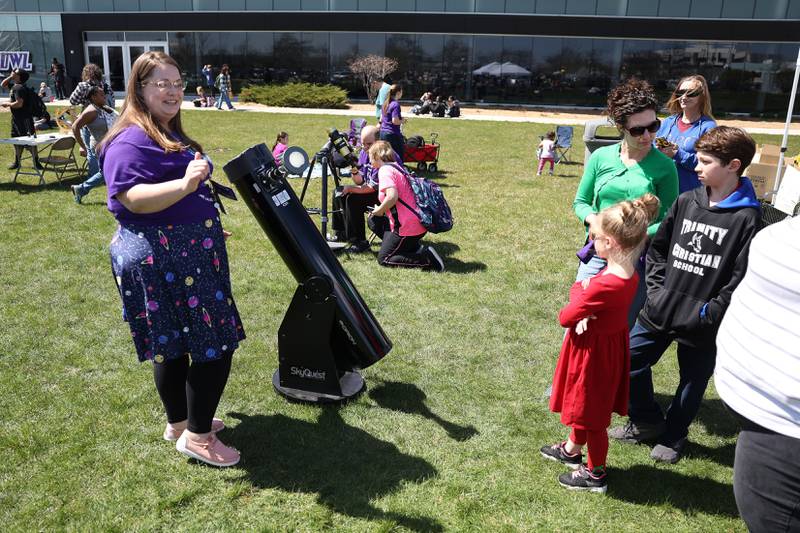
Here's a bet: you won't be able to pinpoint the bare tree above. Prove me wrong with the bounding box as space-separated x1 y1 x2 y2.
348 55 398 101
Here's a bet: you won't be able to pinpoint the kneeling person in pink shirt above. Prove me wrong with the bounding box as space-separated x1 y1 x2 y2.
367 141 444 272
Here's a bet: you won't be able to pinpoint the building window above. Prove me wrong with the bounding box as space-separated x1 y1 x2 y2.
721 0 755 18
689 0 722 18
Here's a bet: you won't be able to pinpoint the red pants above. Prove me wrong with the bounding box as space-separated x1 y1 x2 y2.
537 157 554 173
570 427 608 470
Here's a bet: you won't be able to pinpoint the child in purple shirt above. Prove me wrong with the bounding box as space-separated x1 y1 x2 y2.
379 84 405 161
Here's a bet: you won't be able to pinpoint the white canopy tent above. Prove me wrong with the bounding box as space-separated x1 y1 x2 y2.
773 46 800 207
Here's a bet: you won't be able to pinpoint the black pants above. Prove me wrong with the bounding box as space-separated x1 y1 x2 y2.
732 411 800 533
343 190 379 242
152 352 233 434
380 131 405 162
54 80 66 99
377 231 430 269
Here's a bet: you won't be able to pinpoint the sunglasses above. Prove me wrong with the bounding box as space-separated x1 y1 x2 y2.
675 88 702 98
625 119 661 137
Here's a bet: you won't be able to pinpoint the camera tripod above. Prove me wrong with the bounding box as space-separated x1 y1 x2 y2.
299 141 347 247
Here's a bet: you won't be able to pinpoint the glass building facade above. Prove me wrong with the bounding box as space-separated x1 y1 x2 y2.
1 0 798 114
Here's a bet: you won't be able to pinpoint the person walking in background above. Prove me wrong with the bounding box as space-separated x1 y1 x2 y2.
379 84 405 161
214 64 234 110
537 131 556 176
70 86 118 203
542 194 660 493
714 214 800 533
99 51 245 467
49 57 67 100
70 63 116 189
655 75 717 193
374 77 391 122
202 64 215 98
609 126 761 464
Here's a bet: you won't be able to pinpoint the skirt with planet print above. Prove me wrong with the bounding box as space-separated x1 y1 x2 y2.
110 217 246 364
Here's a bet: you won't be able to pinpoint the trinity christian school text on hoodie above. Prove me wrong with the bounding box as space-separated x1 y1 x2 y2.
638 178 761 347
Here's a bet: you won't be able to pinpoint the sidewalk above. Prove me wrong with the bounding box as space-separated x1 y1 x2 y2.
9 97 796 136
183 100 799 136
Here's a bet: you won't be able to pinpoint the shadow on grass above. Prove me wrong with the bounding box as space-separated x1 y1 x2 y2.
610 464 739 518
652 394 739 439
225 409 442 532
433 241 487 274
0 179 75 194
368 381 479 442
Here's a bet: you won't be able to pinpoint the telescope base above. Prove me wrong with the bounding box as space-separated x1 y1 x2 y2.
272 369 366 404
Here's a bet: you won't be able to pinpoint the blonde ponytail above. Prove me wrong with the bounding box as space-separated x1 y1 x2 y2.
599 193 660 252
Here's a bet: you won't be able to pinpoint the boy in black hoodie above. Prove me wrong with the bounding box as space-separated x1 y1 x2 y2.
609 126 761 463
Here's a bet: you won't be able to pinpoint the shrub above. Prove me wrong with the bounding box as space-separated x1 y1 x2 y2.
239 82 349 109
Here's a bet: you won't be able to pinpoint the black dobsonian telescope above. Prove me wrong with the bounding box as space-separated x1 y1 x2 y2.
223 143 392 403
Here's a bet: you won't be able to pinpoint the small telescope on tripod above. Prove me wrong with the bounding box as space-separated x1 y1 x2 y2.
223 143 392 403
298 128 359 247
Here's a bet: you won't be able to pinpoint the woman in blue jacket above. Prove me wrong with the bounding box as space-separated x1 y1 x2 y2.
655 75 716 193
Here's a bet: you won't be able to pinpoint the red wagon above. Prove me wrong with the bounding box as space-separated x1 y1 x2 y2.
404 132 440 173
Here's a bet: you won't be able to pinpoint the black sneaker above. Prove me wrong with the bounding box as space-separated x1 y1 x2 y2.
540 441 582 470
650 437 687 464
425 245 445 272
7 161 20 170
346 240 371 253
558 464 607 494
608 419 665 444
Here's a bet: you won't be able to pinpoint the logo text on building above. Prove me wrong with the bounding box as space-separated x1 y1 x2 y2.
0 51 33 71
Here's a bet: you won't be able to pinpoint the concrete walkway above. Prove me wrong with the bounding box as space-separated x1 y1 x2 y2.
182 100 799 136
10 96 796 136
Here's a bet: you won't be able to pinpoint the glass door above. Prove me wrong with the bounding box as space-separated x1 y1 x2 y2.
85 41 169 94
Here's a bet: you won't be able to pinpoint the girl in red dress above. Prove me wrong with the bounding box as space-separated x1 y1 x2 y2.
541 193 660 493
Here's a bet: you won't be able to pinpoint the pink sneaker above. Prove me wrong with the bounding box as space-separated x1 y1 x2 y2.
163 418 225 441
176 433 240 467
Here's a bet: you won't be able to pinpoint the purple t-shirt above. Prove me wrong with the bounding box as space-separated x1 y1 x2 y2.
380 100 402 136
102 126 217 225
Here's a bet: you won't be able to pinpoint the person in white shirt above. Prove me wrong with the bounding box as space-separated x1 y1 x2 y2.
714 214 800 532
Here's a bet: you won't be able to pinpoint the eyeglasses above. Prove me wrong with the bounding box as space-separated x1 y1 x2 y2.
675 88 702 98
141 79 186 91
625 119 661 137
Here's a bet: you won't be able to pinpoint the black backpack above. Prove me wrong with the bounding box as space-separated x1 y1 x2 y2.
24 86 48 119
406 135 425 148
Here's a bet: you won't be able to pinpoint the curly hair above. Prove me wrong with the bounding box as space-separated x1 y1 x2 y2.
81 63 104 82
606 78 659 127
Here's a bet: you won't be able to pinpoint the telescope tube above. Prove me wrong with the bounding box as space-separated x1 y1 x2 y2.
223 143 392 369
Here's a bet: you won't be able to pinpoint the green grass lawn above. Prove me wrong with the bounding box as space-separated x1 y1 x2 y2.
1 110 797 532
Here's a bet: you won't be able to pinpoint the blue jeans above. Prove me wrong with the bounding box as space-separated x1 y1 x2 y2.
627 320 716 445
575 254 646 330
216 90 233 109
379 131 404 162
81 127 100 177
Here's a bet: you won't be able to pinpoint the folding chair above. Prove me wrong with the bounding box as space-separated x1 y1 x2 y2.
348 118 367 149
554 125 574 165
39 136 81 184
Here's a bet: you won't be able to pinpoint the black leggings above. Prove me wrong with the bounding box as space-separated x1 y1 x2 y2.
153 352 233 434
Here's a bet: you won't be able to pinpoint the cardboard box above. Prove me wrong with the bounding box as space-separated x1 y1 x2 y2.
758 144 782 166
746 162 786 199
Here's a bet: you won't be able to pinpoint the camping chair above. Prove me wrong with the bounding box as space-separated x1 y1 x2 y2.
554 125 574 165
348 118 368 149
39 136 81 184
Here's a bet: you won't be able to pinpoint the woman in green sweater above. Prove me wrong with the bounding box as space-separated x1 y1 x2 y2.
573 79 678 327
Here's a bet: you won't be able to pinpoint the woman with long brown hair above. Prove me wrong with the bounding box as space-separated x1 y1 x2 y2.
655 74 717 193
379 84 405 161
99 51 245 467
